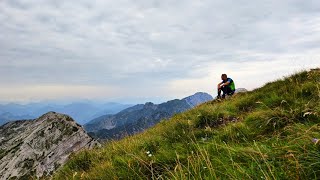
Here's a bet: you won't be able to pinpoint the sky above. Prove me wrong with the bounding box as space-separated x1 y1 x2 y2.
0 0 320 104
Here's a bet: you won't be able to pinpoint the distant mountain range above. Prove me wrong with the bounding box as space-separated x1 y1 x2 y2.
84 92 213 140
0 112 98 179
0 112 34 126
0 102 132 125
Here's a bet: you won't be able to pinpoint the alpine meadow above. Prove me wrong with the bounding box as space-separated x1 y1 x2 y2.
54 69 320 179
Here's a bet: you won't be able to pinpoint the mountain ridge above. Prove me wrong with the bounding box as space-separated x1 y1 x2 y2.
84 92 213 139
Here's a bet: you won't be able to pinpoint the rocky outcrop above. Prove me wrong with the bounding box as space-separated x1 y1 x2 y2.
235 88 248 93
0 112 98 179
183 92 214 107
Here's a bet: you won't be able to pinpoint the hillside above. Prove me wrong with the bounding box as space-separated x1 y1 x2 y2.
84 92 213 140
54 69 320 179
0 112 98 179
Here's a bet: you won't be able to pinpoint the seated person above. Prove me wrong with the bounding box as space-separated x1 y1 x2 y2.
217 74 236 99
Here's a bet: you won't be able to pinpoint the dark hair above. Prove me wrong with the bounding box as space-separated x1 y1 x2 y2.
221 74 227 78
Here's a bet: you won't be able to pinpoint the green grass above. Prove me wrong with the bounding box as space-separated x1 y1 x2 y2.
53 69 320 180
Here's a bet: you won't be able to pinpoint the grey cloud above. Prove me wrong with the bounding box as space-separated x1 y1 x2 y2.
0 0 320 101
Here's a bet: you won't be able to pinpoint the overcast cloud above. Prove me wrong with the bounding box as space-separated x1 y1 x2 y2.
0 0 320 103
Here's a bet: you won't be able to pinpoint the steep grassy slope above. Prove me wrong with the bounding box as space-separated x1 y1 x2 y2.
54 69 320 179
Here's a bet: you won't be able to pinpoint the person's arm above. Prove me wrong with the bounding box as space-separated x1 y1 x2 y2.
223 81 230 86
218 80 230 88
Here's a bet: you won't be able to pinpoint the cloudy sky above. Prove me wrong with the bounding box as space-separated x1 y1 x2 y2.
0 0 320 103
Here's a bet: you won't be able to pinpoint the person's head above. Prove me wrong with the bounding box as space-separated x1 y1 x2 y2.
221 74 228 81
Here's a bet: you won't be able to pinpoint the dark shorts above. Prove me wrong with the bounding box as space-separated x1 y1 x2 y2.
218 86 235 98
